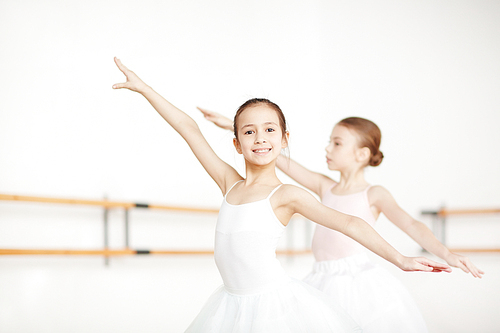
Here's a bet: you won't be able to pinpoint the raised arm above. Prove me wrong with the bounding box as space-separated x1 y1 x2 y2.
282 185 452 273
113 58 242 193
197 106 331 195
369 186 484 278
276 156 333 196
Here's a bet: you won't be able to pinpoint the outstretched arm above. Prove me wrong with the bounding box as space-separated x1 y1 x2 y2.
197 106 332 195
283 186 452 273
113 58 242 193
369 186 484 278
197 107 233 130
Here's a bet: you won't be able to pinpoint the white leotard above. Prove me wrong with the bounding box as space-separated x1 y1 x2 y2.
186 181 362 332
214 181 288 294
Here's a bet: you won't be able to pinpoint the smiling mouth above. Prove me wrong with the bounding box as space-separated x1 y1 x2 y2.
253 148 272 154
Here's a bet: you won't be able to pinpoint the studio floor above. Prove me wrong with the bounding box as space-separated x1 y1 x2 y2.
0 250 498 333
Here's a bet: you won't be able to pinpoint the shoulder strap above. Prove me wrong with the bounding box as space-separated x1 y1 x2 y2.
225 180 243 197
266 184 283 200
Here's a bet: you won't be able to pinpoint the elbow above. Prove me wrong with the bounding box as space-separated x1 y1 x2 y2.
177 117 199 135
342 215 361 237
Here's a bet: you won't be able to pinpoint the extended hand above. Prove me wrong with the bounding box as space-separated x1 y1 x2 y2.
112 57 148 93
444 252 484 278
400 257 452 273
197 107 233 130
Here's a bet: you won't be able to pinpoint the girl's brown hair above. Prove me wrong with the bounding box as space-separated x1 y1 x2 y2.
338 117 384 167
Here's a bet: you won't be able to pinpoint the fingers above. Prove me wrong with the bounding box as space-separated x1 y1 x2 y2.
112 57 146 92
416 257 452 273
454 259 471 274
402 257 432 272
112 57 128 89
416 263 434 272
461 258 484 278
197 107 209 115
450 254 485 278
197 107 211 120
114 57 129 74
197 107 216 120
112 82 127 89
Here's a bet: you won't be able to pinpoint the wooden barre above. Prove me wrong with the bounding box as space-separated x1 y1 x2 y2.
0 194 219 214
421 208 500 216
448 248 500 253
0 249 312 256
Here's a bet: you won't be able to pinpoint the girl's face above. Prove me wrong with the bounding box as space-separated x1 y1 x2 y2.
325 124 362 171
233 105 288 166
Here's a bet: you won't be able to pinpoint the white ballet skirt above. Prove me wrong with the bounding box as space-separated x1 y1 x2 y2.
185 182 361 332
304 184 428 333
303 253 428 333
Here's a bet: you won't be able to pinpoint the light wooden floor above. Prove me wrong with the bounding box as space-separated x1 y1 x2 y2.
0 251 498 333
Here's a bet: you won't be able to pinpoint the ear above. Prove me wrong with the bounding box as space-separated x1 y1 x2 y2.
356 147 370 164
233 138 243 154
281 131 290 149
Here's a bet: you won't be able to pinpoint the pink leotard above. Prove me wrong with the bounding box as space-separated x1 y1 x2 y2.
312 183 376 261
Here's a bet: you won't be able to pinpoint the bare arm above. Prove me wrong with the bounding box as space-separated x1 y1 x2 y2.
370 186 484 278
276 156 334 196
283 186 451 273
197 106 332 195
113 58 242 193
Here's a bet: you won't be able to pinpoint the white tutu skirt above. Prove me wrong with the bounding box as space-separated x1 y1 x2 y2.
185 277 362 333
303 253 428 333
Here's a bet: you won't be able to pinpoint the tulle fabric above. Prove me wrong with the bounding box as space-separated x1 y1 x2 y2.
185 277 362 333
303 253 428 333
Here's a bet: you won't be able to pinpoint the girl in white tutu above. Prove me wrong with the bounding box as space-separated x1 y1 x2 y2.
198 108 484 332
112 57 452 333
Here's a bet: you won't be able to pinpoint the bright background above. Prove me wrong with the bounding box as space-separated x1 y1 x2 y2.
1 1 499 332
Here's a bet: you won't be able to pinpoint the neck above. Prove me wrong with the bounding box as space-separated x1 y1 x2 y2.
337 166 368 190
243 160 281 185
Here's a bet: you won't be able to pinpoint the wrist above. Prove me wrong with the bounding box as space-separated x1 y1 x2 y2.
138 83 152 95
394 253 406 269
442 249 453 261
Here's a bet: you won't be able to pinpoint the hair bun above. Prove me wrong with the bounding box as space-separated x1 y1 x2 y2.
369 150 384 167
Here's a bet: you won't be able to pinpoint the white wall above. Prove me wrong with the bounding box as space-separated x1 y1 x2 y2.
1 1 499 332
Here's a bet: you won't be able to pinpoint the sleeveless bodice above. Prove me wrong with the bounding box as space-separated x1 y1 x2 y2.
214 182 288 294
312 184 377 261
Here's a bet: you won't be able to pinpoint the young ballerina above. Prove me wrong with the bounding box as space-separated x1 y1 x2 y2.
197 108 484 332
112 57 452 332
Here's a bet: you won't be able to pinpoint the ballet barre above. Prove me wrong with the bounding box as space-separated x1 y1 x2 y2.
0 193 220 265
421 207 500 253
0 249 312 256
0 193 312 263
0 194 219 213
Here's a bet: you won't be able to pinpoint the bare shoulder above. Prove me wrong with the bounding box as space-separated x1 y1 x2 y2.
221 174 245 196
367 185 395 205
318 176 337 197
278 183 316 198
272 184 320 211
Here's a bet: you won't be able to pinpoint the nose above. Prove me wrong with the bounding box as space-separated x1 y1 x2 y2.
255 138 267 144
255 134 267 144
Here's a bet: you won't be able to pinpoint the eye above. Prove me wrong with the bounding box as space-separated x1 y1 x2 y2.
244 130 254 135
266 128 275 132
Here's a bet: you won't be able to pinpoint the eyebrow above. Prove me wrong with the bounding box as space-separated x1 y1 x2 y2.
241 122 278 129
